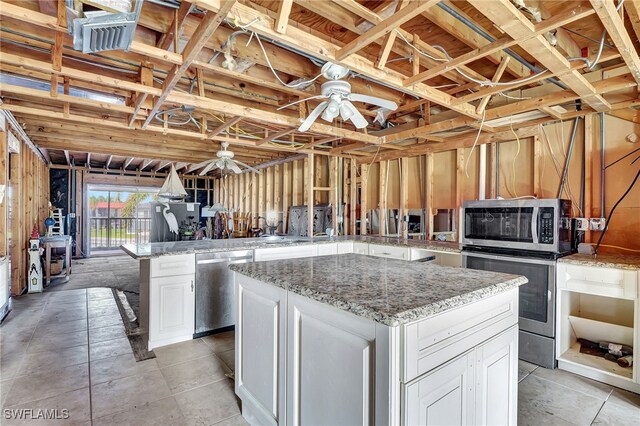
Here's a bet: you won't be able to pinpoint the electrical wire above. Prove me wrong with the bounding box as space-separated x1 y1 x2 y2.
498 91 531 100
464 110 486 178
593 166 640 255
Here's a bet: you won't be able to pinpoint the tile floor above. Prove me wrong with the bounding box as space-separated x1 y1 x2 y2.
1 288 639 425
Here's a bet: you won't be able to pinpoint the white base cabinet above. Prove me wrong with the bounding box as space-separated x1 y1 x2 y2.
235 274 519 425
144 254 195 350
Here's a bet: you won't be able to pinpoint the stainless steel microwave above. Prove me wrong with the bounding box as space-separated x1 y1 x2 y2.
462 199 572 254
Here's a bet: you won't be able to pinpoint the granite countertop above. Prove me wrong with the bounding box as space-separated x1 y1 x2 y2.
559 253 640 271
121 236 461 259
230 254 526 327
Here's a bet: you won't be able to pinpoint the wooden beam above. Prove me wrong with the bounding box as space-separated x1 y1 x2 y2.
275 0 293 34
105 155 113 169
625 0 640 41
157 0 194 51
375 0 408 69
256 129 295 146
142 0 237 128
64 150 71 166
123 157 135 170
307 153 314 236
360 163 368 235
591 0 640 85
476 56 510 114
208 116 242 138
468 0 610 112
336 0 439 60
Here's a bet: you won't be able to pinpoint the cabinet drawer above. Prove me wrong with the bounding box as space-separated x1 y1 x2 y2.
410 249 435 262
368 244 408 260
317 243 338 256
254 245 318 261
151 254 195 278
403 288 519 382
337 242 354 254
557 264 637 300
352 242 369 255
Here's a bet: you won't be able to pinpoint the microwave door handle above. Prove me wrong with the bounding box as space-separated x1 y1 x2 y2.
531 206 539 244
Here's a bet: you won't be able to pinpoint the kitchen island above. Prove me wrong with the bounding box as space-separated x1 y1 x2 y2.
230 254 527 426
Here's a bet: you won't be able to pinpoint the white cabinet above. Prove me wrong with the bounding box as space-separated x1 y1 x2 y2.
286 293 377 426
368 244 409 260
148 254 195 350
254 245 318 261
556 263 640 394
410 249 461 267
404 326 518 426
316 243 338 256
235 275 286 426
404 351 475 426
352 242 369 255
337 241 354 254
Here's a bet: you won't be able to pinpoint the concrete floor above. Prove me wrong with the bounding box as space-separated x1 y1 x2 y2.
1 289 639 425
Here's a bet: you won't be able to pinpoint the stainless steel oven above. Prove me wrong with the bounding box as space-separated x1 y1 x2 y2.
463 250 558 368
463 198 572 254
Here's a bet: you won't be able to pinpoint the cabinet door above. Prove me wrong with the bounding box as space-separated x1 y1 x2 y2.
149 274 195 349
287 293 377 426
352 242 369 255
474 325 518 426
235 275 286 426
254 244 318 261
404 351 475 426
317 243 338 256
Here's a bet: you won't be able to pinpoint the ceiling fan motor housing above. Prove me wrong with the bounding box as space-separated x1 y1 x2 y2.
321 80 351 97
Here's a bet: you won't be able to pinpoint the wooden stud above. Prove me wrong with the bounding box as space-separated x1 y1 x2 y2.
476 56 510 114
400 157 409 239
379 160 388 236
275 0 293 34
307 153 314 237
360 163 368 235
283 161 291 233
349 158 357 235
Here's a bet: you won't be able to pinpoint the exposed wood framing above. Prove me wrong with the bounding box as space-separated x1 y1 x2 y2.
275 0 293 34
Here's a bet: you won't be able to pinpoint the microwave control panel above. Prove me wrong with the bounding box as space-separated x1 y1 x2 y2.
539 207 554 244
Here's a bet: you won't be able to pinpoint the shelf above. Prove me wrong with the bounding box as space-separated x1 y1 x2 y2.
559 342 632 380
568 315 633 347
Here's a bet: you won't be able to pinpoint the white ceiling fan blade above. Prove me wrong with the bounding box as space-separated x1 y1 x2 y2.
199 161 216 176
299 101 328 132
347 93 398 111
277 95 326 110
187 159 211 173
234 159 262 175
228 160 243 174
346 103 369 129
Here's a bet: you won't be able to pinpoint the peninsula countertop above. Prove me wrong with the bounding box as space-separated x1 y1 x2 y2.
120 236 461 259
230 253 526 326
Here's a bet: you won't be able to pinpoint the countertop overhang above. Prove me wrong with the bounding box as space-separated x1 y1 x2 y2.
230 253 527 327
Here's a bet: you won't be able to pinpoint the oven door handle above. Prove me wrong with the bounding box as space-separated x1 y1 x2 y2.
462 250 556 266
531 206 539 244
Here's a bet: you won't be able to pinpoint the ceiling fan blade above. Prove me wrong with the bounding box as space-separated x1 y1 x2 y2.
187 160 211 173
228 160 243 174
299 101 328 132
277 95 326 111
199 161 216 176
347 93 398 111
346 102 369 129
234 159 262 175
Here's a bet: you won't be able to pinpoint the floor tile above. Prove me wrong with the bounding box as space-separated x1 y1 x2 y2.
18 344 89 377
532 366 613 400
92 396 185 426
89 336 132 361
90 353 159 386
201 331 235 354
27 329 88 354
89 324 127 344
592 389 640 425
518 374 604 426
1 337 31 359
518 404 577 426
174 378 241 426
1 378 13 407
2 387 90 425
4 363 89 407
90 369 172 419
213 415 249 426
518 360 538 382
0 353 26 381
217 349 235 372
88 314 123 329
32 318 88 338
39 308 88 324
87 288 115 301
88 305 120 319
153 339 213 368
87 298 117 310
161 354 230 395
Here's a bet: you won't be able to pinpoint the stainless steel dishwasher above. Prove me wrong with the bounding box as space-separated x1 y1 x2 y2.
195 250 253 337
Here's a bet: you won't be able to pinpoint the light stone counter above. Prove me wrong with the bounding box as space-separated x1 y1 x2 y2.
559 252 640 271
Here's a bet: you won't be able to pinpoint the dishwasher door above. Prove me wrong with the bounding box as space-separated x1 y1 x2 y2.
195 250 253 336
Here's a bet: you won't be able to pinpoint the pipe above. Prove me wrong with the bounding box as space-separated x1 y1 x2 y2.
557 117 581 198
600 112 606 216
495 143 500 198
437 2 568 90
579 119 586 215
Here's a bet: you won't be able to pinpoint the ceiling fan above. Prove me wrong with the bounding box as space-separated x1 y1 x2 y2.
188 142 261 176
279 62 399 132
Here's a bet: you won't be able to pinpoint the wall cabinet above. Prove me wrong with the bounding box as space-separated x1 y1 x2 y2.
556 263 640 393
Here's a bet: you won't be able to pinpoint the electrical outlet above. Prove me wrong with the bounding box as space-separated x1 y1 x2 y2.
590 218 606 231
574 218 589 231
